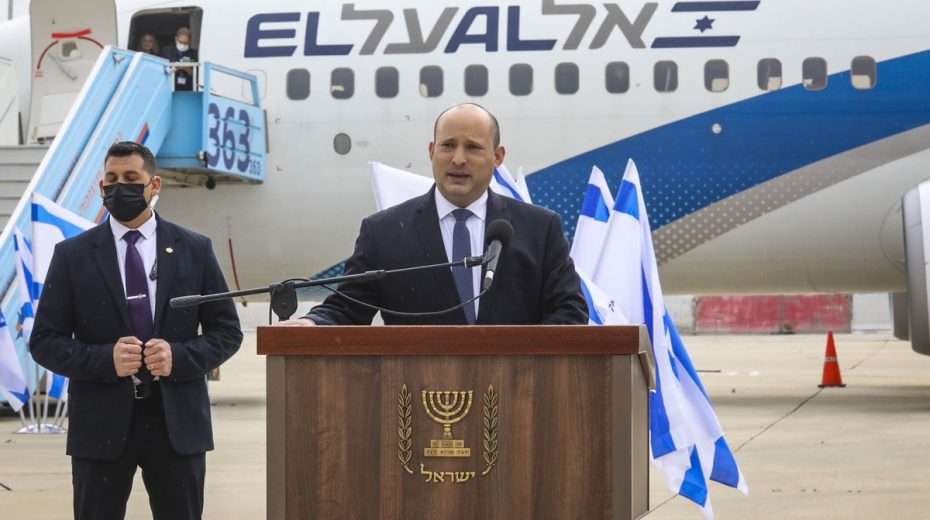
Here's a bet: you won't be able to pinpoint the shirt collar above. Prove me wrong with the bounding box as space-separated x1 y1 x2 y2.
109 211 158 243
435 188 488 223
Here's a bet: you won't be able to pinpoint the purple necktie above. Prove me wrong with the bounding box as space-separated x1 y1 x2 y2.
123 230 153 385
451 209 476 324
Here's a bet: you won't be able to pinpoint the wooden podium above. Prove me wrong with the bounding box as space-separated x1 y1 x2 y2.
258 325 654 520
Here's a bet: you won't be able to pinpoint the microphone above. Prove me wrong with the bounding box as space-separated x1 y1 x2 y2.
482 219 514 291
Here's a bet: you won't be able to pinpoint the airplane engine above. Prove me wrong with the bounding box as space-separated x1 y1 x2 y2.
902 183 930 355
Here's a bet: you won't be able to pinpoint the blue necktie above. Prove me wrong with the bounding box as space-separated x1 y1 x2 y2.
451 209 476 324
123 230 153 387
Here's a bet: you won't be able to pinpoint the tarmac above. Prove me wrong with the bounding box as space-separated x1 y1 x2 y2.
2 331 930 519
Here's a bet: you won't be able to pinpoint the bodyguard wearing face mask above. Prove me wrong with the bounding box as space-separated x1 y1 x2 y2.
161 26 198 91
30 141 242 520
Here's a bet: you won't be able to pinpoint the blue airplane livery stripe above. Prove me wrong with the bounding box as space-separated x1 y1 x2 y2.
652 36 740 48
672 1 760 12
526 50 930 240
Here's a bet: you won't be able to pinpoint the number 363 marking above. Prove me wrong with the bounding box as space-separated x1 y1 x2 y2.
206 102 255 174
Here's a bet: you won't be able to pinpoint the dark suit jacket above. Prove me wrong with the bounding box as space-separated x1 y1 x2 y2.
30 216 242 460
307 188 587 325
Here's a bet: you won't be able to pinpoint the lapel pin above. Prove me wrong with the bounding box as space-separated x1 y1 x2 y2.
166 247 174 254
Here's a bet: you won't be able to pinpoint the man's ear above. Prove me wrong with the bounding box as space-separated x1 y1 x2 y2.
494 145 506 167
428 141 435 160
150 175 162 196
98 179 105 197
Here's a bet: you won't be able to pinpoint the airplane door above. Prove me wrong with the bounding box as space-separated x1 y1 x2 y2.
0 56 17 145
28 0 116 143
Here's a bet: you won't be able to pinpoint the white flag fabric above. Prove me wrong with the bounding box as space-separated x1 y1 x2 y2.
0 310 29 412
31 194 94 403
370 162 530 212
595 159 747 519
370 162 433 211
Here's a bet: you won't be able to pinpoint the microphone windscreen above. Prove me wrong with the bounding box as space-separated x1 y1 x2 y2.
485 219 514 247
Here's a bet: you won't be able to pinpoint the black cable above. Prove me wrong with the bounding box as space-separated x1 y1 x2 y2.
318 284 491 318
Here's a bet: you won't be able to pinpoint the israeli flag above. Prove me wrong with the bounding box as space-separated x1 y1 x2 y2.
32 193 94 286
596 159 747 519
31 194 93 403
12 230 37 339
570 166 628 326
570 166 614 278
0 310 29 412
489 164 532 204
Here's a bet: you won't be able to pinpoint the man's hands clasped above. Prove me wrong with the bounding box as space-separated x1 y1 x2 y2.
113 336 173 378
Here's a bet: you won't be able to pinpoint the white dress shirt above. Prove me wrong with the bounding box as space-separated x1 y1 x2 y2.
109 213 158 319
435 190 487 316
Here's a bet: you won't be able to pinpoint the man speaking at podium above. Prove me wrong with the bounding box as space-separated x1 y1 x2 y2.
286 103 587 326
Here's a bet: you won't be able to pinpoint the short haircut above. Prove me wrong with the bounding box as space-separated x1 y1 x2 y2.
176 26 191 38
433 103 501 148
104 141 157 175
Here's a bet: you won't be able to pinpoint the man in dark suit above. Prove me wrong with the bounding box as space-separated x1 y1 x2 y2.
286 103 587 325
30 142 242 520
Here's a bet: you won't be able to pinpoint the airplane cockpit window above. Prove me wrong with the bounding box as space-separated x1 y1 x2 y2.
376 67 399 98
606 62 630 94
331 68 354 99
851 56 876 90
555 63 580 95
802 58 828 91
286 69 310 100
704 60 729 93
757 58 782 91
465 65 489 97
654 61 678 93
419 66 443 98
510 64 533 96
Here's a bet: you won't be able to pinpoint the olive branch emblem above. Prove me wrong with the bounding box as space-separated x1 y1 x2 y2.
482 385 499 475
397 384 414 474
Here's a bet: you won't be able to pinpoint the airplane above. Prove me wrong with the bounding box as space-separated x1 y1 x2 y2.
1 0 930 354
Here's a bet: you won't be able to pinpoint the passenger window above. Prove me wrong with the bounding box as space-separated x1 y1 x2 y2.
331 68 354 99
851 56 876 90
757 58 782 91
802 58 827 91
510 64 533 96
704 60 729 92
419 66 443 97
465 65 488 97
555 62 579 94
376 67 399 98
286 68 310 100
605 62 630 93
654 61 678 93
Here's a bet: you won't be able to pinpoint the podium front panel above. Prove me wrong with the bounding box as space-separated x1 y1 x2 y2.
266 350 649 519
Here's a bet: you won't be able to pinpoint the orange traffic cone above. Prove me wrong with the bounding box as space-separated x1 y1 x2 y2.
818 331 846 388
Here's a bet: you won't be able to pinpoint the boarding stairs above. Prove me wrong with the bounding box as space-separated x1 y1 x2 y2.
0 47 266 397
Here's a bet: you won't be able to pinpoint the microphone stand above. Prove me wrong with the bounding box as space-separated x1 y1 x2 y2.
169 256 486 321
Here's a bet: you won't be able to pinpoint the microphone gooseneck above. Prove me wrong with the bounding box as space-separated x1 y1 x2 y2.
482 219 514 291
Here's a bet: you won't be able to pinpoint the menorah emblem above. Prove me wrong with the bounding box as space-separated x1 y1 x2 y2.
421 390 473 457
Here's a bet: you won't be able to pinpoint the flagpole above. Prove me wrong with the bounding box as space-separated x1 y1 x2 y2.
17 408 27 430
28 363 38 428
41 372 50 432
54 401 67 428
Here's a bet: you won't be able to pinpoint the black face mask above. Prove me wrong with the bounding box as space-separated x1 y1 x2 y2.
103 182 151 222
